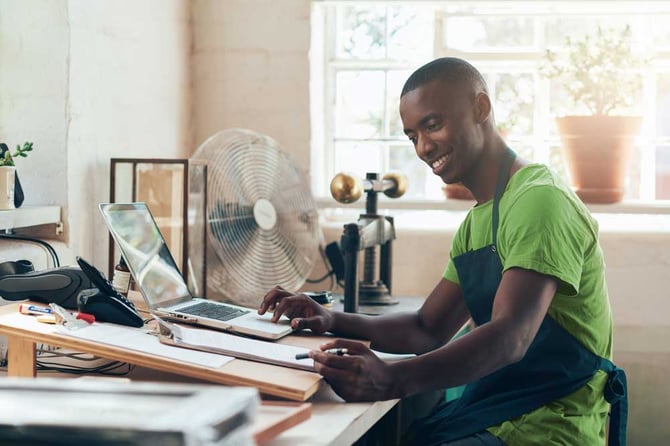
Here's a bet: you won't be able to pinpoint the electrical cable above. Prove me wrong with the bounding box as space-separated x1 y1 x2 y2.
32 344 134 376
305 270 334 284
0 233 60 267
305 243 335 284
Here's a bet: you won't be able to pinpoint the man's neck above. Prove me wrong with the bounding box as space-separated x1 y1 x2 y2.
463 141 511 204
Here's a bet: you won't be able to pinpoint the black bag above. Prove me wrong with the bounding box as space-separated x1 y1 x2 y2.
0 143 25 208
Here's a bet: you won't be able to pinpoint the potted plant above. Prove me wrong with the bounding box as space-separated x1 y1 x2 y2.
0 141 33 210
542 25 646 203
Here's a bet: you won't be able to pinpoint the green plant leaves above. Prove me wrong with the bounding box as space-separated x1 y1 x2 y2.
0 141 33 166
541 25 646 116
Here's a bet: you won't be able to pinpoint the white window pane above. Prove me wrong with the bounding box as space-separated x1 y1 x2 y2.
336 5 386 59
493 73 535 136
387 70 412 138
387 7 434 62
388 144 433 200
656 146 670 199
548 144 570 182
656 73 670 136
335 71 385 138
443 17 534 51
544 17 630 47
334 142 383 177
650 16 670 49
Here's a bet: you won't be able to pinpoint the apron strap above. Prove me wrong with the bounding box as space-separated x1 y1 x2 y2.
598 357 628 446
492 148 517 246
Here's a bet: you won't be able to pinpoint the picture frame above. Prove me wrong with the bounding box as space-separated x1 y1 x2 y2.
109 158 208 297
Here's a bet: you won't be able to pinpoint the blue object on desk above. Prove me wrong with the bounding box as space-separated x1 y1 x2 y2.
445 323 470 402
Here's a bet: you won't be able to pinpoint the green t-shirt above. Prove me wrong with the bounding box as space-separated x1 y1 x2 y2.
443 164 613 446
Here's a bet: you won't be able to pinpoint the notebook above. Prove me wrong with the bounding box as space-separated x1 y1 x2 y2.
98 202 293 340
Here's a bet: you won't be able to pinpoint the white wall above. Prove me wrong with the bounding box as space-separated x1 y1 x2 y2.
192 0 312 172
0 0 70 207
0 0 192 268
66 0 192 268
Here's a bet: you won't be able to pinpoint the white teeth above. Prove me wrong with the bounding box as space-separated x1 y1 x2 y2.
432 155 449 169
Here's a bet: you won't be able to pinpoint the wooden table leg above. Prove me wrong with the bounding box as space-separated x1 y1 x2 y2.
7 335 36 377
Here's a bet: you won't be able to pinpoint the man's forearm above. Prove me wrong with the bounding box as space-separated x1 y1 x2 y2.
391 318 524 397
330 311 443 354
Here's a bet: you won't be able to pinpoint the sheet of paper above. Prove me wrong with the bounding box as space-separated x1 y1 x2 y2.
60 323 233 369
172 324 315 370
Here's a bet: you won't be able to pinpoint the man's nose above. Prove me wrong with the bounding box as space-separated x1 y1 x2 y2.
416 134 436 158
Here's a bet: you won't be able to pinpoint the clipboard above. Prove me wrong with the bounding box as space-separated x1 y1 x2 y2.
154 316 317 372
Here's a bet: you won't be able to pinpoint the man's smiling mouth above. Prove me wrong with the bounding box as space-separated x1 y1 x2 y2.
431 154 450 172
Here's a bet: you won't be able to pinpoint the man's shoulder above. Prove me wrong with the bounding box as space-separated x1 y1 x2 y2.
505 164 587 216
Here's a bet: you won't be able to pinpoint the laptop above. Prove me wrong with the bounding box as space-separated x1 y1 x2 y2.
98 202 292 340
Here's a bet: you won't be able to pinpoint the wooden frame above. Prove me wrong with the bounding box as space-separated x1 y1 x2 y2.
109 158 207 297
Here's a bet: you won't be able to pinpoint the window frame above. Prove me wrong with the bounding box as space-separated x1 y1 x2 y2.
312 0 670 209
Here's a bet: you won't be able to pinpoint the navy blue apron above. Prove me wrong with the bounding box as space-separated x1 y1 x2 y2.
411 149 627 446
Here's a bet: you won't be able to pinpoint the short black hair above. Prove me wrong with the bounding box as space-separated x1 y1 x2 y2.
401 57 488 98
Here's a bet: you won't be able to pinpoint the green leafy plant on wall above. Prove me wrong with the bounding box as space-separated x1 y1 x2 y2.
0 142 33 166
542 25 647 116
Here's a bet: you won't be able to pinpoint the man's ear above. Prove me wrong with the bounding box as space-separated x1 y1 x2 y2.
473 92 492 124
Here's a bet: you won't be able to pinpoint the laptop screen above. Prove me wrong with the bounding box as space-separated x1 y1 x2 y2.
99 203 192 310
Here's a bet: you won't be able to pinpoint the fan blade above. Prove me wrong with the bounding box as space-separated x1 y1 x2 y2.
192 128 321 307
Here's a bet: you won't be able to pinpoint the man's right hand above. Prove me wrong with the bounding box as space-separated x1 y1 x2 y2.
258 285 334 334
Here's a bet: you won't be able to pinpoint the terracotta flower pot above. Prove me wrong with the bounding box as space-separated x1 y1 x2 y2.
555 115 642 204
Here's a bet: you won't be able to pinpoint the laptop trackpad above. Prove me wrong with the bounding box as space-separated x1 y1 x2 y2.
236 314 291 334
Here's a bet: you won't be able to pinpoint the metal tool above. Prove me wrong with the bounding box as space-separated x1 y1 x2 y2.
49 303 93 330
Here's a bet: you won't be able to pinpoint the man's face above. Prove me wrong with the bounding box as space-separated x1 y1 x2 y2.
399 79 484 185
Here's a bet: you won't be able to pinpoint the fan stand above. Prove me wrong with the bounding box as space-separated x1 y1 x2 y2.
341 173 399 313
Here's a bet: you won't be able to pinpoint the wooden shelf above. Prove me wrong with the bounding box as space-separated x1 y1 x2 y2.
0 206 61 232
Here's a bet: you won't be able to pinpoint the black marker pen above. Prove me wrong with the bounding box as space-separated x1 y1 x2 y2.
295 348 348 360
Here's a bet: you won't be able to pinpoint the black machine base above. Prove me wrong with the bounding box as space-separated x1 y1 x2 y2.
340 281 399 306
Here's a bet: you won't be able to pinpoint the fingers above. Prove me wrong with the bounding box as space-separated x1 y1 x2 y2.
319 339 370 355
272 294 307 322
258 285 289 314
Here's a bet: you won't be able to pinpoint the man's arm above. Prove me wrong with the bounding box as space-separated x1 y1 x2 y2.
389 267 557 396
329 278 471 354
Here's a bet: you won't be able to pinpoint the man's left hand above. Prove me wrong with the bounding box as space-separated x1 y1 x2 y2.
311 339 398 402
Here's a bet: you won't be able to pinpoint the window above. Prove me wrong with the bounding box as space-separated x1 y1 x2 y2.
312 1 670 202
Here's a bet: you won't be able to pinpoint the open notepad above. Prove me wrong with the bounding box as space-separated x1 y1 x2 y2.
155 317 316 372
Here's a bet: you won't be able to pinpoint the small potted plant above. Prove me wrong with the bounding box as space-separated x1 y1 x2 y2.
542 25 646 203
0 141 33 210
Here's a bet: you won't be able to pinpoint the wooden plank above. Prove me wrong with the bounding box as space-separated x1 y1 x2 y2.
0 303 322 401
7 335 36 377
253 401 312 445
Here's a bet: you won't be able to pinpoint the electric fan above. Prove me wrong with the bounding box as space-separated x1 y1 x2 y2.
191 129 321 307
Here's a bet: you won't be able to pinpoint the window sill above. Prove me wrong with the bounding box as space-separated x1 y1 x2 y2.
317 198 670 234
316 197 670 215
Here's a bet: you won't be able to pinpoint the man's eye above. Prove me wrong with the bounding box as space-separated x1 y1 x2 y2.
426 123 438 131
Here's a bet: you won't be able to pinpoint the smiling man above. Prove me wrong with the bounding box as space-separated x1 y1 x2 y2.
260 57 626 446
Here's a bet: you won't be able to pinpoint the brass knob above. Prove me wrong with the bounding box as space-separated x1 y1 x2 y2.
330 172 363 203
382 172 408 198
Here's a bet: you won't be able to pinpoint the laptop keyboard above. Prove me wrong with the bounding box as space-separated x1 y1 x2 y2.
177 302 250 321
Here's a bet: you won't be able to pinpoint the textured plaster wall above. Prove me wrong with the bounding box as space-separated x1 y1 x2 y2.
0 0 70 207
0 0 192 268
66 0 192 268
191 0 312 172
